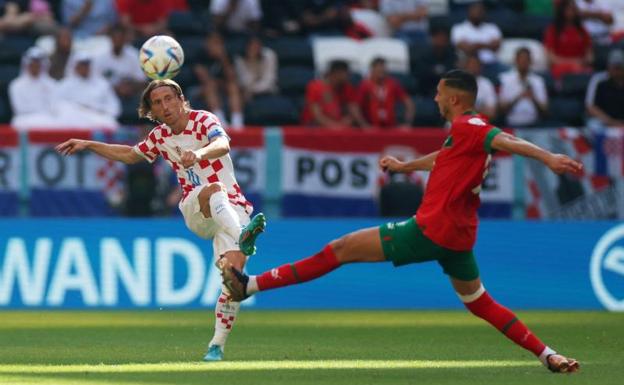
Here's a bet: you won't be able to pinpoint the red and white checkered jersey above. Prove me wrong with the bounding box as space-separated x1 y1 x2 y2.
133 110 252 214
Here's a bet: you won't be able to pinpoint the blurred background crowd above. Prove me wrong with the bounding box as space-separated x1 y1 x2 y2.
0 0 623 132
1 0 624 219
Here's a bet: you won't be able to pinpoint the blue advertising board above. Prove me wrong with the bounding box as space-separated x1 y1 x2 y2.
0 219 622 310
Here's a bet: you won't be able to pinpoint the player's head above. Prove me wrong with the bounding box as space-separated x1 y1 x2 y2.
369 57 387 80
326 60 350 86
435 70 478 120
138 79 190 125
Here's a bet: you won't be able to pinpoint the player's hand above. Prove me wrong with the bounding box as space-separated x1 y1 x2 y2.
379 155 405 173
55 139 89 156
181 150 199 168
546 153 583 175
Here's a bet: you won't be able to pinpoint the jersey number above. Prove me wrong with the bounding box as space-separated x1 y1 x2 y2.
186 169 201 186
471 155 492 195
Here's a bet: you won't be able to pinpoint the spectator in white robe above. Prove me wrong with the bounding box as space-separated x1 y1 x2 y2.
9 47 59 131
57 51 121 129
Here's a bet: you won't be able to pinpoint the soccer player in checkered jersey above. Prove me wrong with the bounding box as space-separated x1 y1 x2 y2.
222 70 583 373
56 79 266 361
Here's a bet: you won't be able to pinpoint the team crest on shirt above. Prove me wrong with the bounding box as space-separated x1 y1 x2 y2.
468 117 486 126
175 146 182 156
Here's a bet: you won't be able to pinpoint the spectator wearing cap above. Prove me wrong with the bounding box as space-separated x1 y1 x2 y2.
450 2 502 74
57 51 121 129
358 57 415 128
301 60 367 128
585 49 624 127
9 47 58 131
499 47 549 127
463 53 497 120
379 0 429 44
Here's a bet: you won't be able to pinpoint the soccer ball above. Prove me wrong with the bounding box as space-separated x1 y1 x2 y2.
139 35 184 80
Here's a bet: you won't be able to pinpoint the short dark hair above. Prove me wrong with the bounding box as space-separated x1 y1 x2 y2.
441 69 477 96
370 56 386 67
328 60 349 74
515 47 531 59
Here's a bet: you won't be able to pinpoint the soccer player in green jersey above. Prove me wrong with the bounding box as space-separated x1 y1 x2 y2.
221 70 582 373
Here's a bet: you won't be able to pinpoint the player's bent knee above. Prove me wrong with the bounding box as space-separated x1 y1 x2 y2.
328 234 354 263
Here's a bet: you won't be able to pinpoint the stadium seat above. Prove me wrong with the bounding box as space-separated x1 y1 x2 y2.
359 38 410 74
498 38 548 72
549 97 585 126
0 91 11 123
244 94 300 126
0 65 20 87
350 8 391 37
593 44 611 71
178 36 204 64
265 36 313 67
559 73 592 99
312 37 362 74
168 11 206 36
0 35 35 65
390 72 419 95
412 96 443 127
278 66 316 96
174 64 198 91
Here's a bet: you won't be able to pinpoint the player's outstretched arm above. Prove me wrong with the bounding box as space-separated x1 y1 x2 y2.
379 151 439 173
491 132 583 175
56 139 144 164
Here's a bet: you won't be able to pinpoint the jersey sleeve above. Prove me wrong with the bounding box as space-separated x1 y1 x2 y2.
454 116 502 154
133 129 161 163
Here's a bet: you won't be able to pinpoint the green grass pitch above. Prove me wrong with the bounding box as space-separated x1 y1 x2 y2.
0 310 622 385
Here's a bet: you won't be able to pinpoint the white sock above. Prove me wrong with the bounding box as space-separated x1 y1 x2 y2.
209 191 241 241
538 346 557 366
231 112 244 129
247 275 259 295
209 289 241 348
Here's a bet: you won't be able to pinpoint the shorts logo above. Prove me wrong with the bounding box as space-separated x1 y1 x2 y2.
590 224 624 311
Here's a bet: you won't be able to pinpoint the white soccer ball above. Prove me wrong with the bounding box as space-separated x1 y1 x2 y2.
139 35 185 80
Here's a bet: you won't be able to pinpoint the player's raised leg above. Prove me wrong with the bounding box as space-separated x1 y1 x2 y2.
222 227 386 301
198 183 242 242
451 277 579 373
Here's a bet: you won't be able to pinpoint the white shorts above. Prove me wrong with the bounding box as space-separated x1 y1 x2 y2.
179 185 251 259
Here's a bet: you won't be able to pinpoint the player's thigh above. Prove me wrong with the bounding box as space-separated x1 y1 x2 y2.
179 188 219 239
437 250 480 283
330 227 386 263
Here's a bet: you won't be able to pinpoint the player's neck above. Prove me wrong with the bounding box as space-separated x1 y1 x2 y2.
448 106 475 121
169 112 190 134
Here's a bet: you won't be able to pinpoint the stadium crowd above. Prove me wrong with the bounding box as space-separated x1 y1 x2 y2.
1 0 624 131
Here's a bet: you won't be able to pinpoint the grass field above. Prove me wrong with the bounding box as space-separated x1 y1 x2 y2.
0 310 622 385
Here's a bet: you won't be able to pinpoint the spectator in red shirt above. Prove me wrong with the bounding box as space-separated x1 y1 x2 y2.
358 57 415 128
301 60 367 128
117 0 187 38
544 0 593 80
